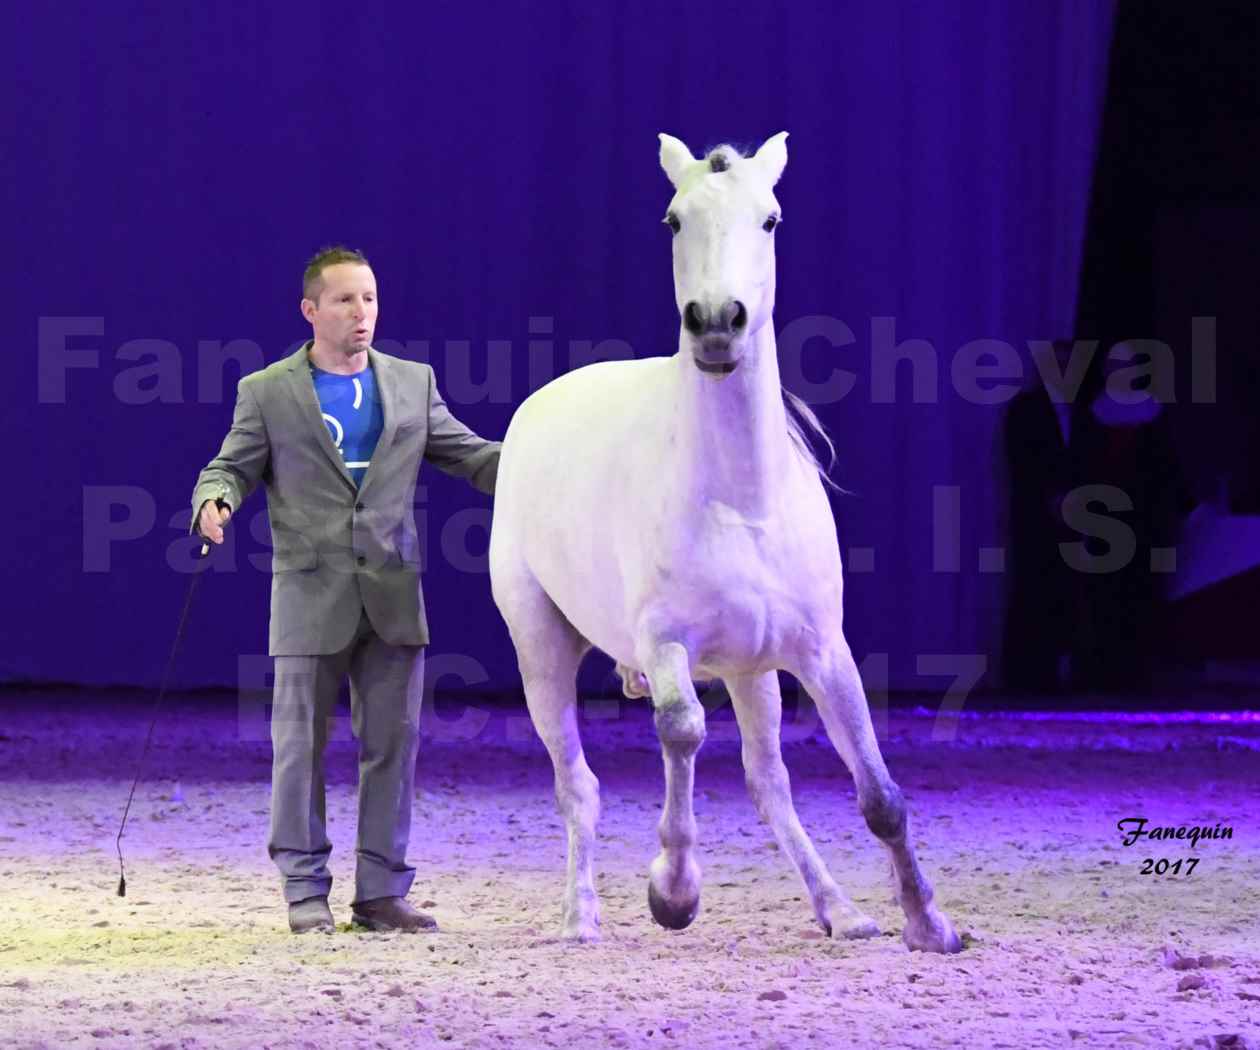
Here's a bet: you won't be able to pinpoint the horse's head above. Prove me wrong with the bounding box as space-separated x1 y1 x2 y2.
658 131 788 376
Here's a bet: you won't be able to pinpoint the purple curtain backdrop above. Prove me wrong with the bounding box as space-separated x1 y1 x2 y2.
4 1 1114 691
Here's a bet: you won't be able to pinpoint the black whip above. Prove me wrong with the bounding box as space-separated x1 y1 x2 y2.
114 541 211 897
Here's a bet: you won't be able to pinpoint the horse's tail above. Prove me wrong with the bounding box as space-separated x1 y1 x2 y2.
782 388 847 494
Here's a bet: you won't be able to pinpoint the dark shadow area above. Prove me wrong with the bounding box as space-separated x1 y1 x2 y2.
1001 1 1260 698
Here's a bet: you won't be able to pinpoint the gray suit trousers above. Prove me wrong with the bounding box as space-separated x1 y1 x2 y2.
267 606 424 904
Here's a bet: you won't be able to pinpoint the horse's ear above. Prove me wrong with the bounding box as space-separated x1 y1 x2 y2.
753 131 789 185
658 133 696 188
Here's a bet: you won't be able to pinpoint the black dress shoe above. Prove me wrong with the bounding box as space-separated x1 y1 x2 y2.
289 895 334 934
351 896 438 933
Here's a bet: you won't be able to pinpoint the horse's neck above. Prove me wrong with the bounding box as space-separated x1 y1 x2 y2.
673 324 791 518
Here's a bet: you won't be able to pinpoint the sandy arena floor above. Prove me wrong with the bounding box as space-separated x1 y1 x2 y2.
0 688 1257 1049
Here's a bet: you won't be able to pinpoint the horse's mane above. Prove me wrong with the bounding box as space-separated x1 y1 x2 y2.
783 390 843 493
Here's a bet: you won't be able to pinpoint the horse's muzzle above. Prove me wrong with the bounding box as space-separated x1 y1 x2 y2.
694 357 738 375
692 332 741 375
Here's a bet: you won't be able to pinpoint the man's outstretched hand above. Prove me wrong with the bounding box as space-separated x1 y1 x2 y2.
197 500 232 544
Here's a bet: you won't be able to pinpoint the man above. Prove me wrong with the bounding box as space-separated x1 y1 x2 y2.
191 246 500 934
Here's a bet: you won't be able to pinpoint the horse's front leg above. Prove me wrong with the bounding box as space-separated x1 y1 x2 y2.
796 641 962 954
727 670 880 939
642 640 706 929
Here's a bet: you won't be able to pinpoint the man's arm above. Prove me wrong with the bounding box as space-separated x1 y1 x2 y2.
422 368 501 494
190 379 271 537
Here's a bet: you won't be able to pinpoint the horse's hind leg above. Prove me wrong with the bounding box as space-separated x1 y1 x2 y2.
494 569 599 941
726 671 879 939
641 641 706 930
796 643 962 954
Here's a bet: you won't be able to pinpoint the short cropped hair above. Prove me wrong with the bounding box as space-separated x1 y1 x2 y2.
302 246 370 303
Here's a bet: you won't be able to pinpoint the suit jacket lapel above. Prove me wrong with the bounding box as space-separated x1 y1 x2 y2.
283 342 357 492
357 348 398 497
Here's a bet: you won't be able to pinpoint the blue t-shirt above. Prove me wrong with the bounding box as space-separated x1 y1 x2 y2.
310 363 384 487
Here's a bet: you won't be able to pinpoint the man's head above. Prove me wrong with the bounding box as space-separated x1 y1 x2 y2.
300 246 377 355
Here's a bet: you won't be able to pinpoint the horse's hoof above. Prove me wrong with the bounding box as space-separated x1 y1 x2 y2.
825 912 881 941
648 881 700 930
902 907 963 954
560 897 600 943
817 894 880 941
560 922 601 944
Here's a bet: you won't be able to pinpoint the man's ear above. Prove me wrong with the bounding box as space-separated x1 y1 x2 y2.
300 297 316 323
752 131 789 185
659 133 697 188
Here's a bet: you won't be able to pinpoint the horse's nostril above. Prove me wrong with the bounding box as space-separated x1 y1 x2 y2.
683 301 706 336
713 300 746 332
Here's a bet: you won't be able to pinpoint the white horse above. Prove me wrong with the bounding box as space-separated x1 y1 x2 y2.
488 132 961 953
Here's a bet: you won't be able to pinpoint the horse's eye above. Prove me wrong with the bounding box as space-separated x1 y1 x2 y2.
763 215 780 233
664 213 681 235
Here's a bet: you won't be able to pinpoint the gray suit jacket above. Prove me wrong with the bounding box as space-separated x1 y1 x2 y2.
191 342 500 656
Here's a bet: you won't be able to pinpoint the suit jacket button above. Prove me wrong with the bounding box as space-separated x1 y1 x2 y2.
356 555 366 566
355 502 365 511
